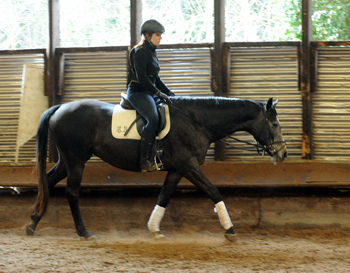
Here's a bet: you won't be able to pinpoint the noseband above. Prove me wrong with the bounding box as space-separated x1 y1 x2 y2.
258 140 287 157
219 137 286 157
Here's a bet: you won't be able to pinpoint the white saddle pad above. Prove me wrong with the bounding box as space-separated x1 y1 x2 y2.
111 105 171 140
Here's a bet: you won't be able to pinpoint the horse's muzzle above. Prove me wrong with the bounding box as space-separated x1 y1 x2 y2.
276 146 288 163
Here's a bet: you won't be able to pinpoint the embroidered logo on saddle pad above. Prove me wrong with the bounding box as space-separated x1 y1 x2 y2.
111 105 171 140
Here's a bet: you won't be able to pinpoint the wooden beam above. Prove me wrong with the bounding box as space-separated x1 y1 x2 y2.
0 49 46 55
226 41 300 48
301 0 313 159
213 0 226 161
57 53 65 96
312 41 350 47
212 0 225 97
159 43 213 49
56 46 129 54
2 162 350 189
130 0 142 47
222 44 230 94
47 0 60 162
47 0 60 106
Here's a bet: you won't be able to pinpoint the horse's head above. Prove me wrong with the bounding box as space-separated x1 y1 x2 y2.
253 98 288 164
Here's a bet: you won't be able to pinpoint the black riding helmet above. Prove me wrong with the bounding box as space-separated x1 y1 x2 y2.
140 19 165 36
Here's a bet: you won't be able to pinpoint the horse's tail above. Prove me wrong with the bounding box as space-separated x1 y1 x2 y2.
33 105 61 217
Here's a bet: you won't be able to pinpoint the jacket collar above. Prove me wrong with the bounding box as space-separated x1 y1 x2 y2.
144 39 157 52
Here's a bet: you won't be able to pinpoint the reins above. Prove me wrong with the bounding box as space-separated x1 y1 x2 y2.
167 102 286 157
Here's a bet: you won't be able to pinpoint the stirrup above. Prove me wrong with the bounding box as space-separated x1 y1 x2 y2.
155 155 165 171
141 159 157 172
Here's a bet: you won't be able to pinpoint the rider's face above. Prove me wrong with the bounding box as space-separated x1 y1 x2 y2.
150 33 162 46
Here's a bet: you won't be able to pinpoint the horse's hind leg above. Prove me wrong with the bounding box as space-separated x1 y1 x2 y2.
26 160 67 235
47 159 68 190
148 171 182 239
65 163 95 239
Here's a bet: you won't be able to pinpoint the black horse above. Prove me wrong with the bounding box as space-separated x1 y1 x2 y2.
26 96 287 241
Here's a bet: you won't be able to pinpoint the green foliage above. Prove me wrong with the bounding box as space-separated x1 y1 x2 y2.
284 0 302 40
312 0 350 40
226 0 300 42
285 0 350 41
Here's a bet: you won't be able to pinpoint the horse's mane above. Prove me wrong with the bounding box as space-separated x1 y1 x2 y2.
172 96 264 110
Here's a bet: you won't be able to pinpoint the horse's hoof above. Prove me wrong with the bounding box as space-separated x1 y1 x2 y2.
79 231 97 240
153 232 165 240
25 223 35 236
224 233 237 242
224 227 237 242
86 235 98 241
80 234 97 241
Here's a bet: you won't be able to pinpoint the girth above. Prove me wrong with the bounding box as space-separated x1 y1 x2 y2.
120 93 167 137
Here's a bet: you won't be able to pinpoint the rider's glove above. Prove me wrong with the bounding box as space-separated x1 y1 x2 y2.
156 91 172 104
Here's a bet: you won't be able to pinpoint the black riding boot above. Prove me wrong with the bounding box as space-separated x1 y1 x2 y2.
140 137 157 172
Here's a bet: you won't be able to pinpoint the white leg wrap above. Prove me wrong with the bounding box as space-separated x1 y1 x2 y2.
215 201 233 230
148 205 166 233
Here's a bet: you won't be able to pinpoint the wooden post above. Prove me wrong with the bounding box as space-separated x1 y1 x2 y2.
213 0 226 161
212 0 225 98
46 0 60 106
47 0 60 162
301 0 313 159
130 0 142 47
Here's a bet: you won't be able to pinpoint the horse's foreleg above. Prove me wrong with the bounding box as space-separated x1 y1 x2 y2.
26 160 67 236
215 201 236 241
65 165 95 240
184 163 236 242
148 171 182 239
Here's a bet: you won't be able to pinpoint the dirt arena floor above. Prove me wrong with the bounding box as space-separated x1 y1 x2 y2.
0 227 350 272
1 188 350 272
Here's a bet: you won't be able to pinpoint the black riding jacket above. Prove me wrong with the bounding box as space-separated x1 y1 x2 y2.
127 40 173 96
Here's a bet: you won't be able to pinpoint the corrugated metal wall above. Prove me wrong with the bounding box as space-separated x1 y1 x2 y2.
61 51 128 104
313 47 350 161
227 47 302 161
0 54 44 164
157 48 212 96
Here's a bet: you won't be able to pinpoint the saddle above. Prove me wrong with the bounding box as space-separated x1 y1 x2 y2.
120 93 167 137
118 93 168 171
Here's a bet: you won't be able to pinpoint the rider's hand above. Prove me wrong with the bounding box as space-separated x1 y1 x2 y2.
156 91 173 104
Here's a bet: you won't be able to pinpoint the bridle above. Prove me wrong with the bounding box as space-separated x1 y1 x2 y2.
218 119 287 157
254 114 287 157
219 136 286 157
168 102 287 157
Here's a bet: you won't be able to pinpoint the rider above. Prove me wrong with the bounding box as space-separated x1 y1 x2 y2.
127 19 175 172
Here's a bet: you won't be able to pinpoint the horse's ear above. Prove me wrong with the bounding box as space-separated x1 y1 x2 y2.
266 98 273 111
266 98 279 111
